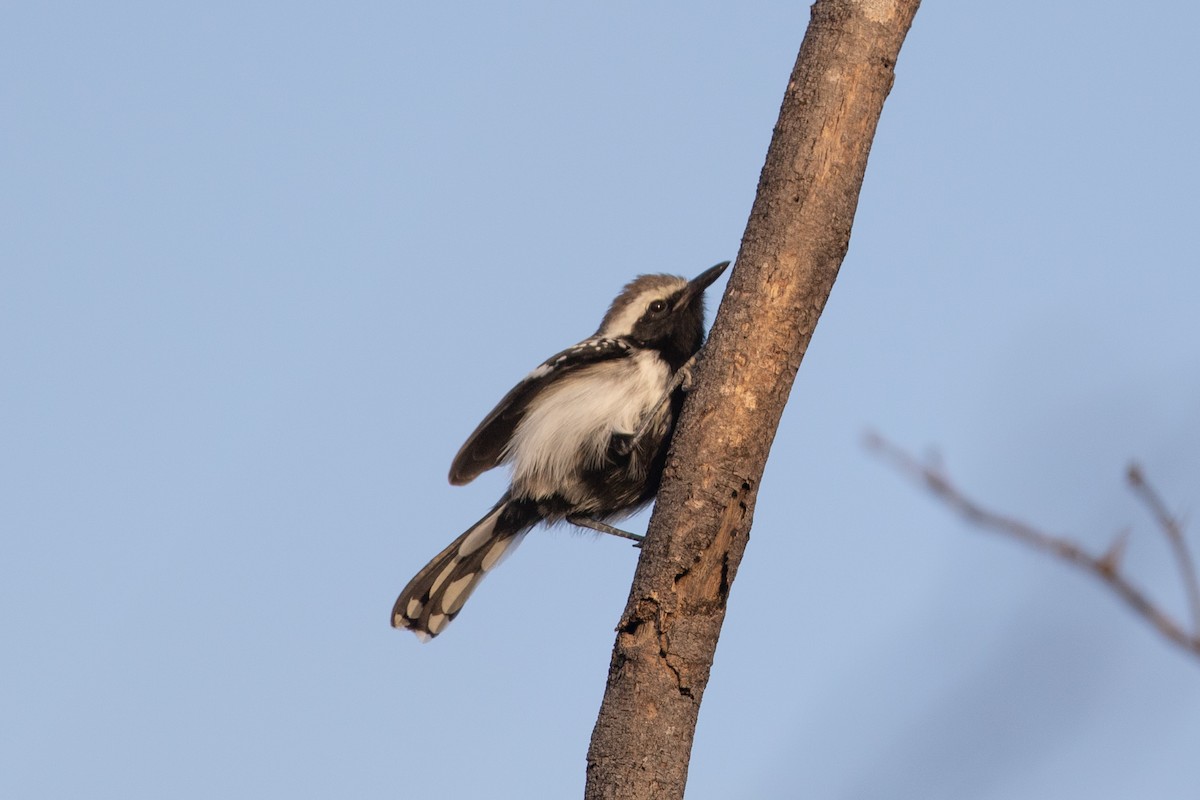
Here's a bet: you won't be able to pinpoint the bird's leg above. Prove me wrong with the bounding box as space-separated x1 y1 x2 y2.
568 515 644 547
615 354 699 458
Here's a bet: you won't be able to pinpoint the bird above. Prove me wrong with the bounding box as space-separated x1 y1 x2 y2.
391 261 730 640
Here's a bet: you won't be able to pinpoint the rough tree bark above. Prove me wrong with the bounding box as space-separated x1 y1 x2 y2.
584 2 922 798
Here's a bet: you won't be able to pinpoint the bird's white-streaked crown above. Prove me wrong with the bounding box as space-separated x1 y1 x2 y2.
596 274 688 339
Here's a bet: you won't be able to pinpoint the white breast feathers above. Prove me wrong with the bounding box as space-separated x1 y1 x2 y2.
505 349 671 501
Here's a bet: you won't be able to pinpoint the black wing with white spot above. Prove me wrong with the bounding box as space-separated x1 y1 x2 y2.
448 337 632 486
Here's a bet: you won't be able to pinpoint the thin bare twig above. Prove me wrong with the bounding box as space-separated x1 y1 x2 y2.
864 432 1200 661
1127 463 1200 636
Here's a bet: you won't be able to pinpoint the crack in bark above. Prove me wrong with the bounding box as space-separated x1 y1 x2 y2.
659 624 694 699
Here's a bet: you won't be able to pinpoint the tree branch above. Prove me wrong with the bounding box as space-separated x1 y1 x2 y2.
865 432 1200 661
1125 463 1200 637
584 3 922 798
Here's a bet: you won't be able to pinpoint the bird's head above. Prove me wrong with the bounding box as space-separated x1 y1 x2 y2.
597 261 729 368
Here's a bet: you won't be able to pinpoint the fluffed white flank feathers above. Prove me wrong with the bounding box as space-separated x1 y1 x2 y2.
505 349 671 501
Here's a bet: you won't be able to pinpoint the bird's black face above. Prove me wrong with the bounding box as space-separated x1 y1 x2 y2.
629 261 728 368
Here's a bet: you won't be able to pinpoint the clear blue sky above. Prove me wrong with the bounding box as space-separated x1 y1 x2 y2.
4 3 1199 798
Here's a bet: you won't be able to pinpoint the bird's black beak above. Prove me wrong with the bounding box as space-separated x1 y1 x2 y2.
673 261 730 311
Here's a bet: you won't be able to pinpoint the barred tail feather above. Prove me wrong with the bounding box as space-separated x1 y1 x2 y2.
392 498 535 641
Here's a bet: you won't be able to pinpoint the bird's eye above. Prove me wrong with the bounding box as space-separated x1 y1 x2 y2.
649 299 667 313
